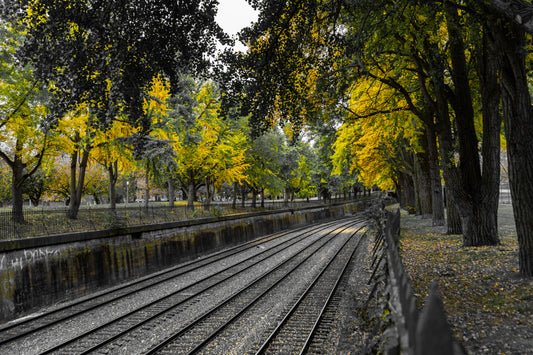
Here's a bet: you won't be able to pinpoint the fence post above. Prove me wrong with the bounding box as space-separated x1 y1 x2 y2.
415 282 455 355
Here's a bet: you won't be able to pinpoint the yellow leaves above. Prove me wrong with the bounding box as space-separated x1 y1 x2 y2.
143 74 171 122
25 0 48 29
152 80 248 188
332 118 396 190
399 215 533 341
92 119 135 167
66 21 83 40
331 73 424 190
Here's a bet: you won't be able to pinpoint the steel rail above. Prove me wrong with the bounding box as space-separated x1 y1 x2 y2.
298 232 367 354
145 220 366 355
0 218 346 345
39 218 359 354
255 227 364 354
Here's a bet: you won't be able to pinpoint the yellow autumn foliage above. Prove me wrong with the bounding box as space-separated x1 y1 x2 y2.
332 75 422 190
174 81 248 189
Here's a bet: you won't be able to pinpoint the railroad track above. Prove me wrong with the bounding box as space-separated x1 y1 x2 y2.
254 225 362 354
0 215 369 354
0 217 346 344
148 221 365 355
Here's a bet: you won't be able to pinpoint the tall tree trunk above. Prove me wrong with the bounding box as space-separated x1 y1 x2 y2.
11 154 25 224
431 5 499 246
474 24 502 245
446 188 462 234
232 182 237 209
413 160 422 215
398 172 416 214
251 187 257 208
492 20 533 276
67 149 90 219
415 148 432 217
108 162 118 211
261 187 265 208
446 5 485 245
187 180 195 211
426 125 445 226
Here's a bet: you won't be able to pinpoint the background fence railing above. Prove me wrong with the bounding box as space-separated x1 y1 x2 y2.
0 197 358 240
371 208 465 355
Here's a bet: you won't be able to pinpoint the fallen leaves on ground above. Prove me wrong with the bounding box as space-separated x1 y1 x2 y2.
398 215 533 354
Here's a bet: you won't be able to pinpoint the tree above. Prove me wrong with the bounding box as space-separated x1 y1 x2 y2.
483 8 533 276
241 0 344 138
52 103 96 218
141 74 179 209
410 0 533 276
22 167 47 206
92 119 134 210
19 0 227 217
312 121 342 203
245 0 533 274
20 0 227 134
170 80 248 210
245 128 285 207
276 139 300 205
294 153 317 201
0 20 50 222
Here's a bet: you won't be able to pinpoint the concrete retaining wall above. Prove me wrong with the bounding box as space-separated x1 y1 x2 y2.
0 201 369 323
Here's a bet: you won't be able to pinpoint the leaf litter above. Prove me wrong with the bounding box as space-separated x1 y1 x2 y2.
397 205 533 354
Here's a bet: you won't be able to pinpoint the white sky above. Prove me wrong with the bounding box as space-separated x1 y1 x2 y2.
215 0 258 52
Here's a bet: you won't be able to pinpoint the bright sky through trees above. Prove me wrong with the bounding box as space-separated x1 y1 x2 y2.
216 0 258 51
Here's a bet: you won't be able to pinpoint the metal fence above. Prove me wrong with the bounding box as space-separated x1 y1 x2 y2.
0 198 355 240
372 209 465 355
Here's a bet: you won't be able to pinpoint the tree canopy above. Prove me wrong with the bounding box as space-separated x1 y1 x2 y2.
2 0 533 276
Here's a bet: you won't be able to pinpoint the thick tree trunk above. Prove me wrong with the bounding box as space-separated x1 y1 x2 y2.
474 25 502 246
67 150 90 219
11 155 25 224
108 162 118 211
187 181 195 211
447 5 486 245
493 20 533 276
251 187 257 208
430 6 499 246
415 148 432 217
426 126 445 226
432 60 463 237
446 188 462 234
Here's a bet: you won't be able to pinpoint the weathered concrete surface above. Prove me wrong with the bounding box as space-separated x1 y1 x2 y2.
0 201 370 323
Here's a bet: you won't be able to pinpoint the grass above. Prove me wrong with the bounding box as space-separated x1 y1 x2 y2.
395 204 533 354
0 202 224 239
0 198 343 239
